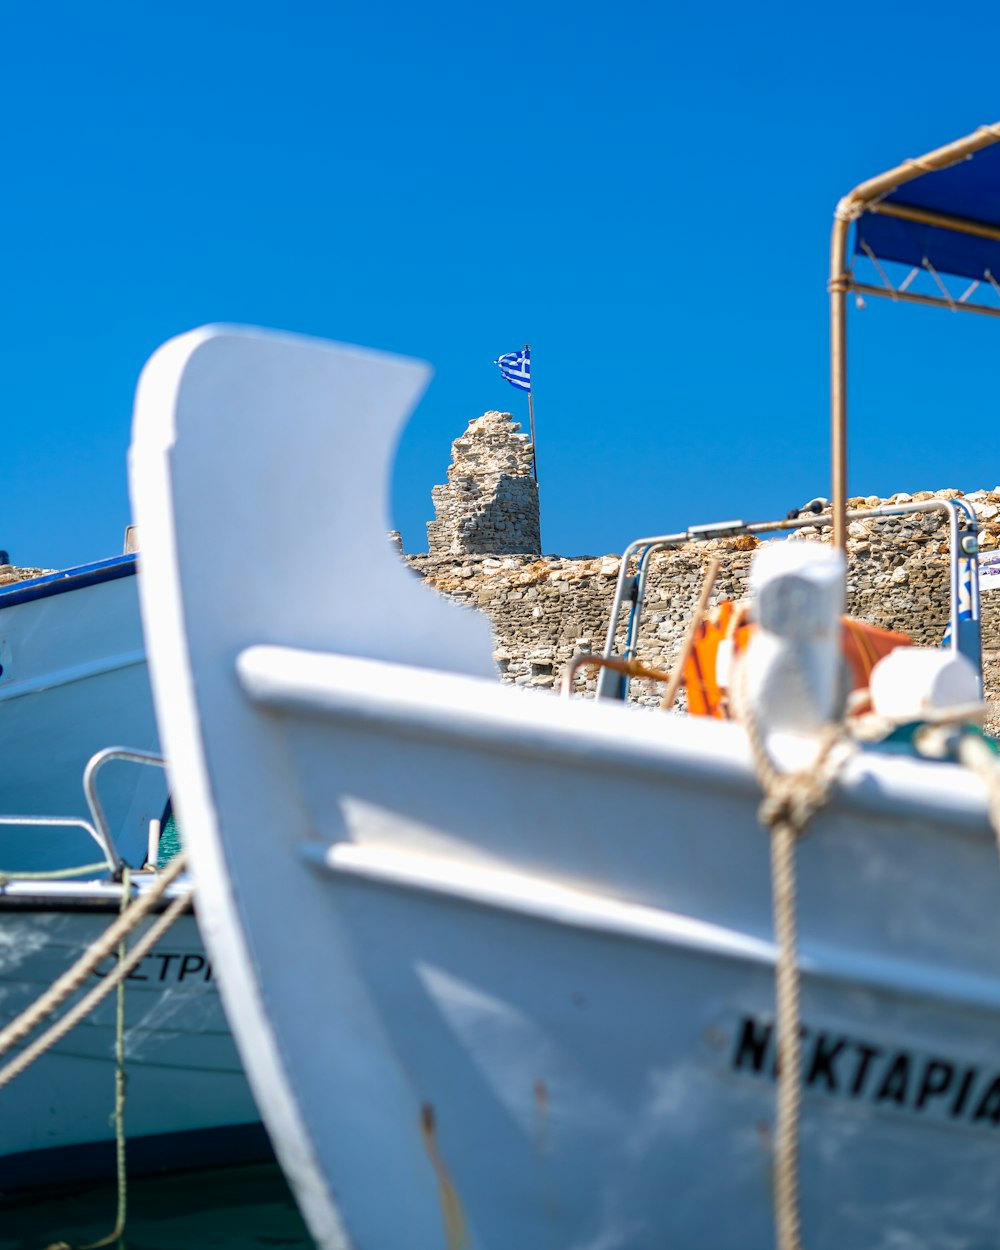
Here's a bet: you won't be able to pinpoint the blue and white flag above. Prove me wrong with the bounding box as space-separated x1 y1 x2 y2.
495 348 531 392
943 500 981 653
943 557 975 646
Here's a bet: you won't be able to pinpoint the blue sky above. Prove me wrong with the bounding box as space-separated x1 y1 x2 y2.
3 2 1000 569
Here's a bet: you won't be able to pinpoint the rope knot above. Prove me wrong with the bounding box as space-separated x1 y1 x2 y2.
757 772 829 835
733 654 850 1250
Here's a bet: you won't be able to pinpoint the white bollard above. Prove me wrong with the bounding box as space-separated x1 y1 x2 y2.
869 647 982 723
743 541 846 748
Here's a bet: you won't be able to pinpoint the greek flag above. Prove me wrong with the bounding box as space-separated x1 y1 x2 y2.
495 348 531 392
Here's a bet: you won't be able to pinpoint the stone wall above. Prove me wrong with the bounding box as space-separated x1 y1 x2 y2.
409 487 1000 733
8 473 1000 735
426 410 540 557
0 562 52 588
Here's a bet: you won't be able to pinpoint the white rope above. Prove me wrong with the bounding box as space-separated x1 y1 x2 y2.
47 871 136 1250
0 861 110 885
0 883 191 1090
0 852 188 1069
735 663 848 1250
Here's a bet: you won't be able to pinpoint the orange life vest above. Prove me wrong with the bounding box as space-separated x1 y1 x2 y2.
683 600 912 719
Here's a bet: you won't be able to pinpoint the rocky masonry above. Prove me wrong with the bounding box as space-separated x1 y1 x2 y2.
0 563 52 588
426 410 540 557
412 431 1000 735
6 418 1000 735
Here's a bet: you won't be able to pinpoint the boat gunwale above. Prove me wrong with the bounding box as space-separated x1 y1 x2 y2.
237 643 995 835
0 554 137 612
0 874 191 912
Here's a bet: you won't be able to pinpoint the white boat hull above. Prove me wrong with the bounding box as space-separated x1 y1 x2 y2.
0 888 263 1192
130 326 1000 1249
0 558 165 873
0 556 264 1189
226 650 1000 1249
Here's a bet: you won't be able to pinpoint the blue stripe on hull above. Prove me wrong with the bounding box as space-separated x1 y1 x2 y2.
0 555 137 611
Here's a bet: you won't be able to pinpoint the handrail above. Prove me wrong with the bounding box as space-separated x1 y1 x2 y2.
0 815 117 877
599 499 980 702
83 747 166 878
0 746 168 881
561 653 673 698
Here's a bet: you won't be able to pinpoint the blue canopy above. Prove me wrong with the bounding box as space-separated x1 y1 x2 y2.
854 141 1000 281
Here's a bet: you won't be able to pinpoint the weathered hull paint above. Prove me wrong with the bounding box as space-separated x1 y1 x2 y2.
0 903 261 1192
129 327 1000 1249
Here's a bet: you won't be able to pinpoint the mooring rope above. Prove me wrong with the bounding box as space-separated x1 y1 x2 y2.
0 875 192 1090
955 731 1000 848
44 871 136 1250
79 867 133 1250
23 861 192 1250
734 662 847 1250
9 893 192 1250
864 715 1000 847
0 861 111 886
0 852 189 1077
731 633 1000 1250
0 854 192 1249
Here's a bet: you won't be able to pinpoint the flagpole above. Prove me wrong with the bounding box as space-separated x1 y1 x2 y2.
525 342 538 482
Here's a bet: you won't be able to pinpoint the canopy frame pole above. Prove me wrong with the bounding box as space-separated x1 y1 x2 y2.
830 215 850 551
870 200 1000 242
845 283 1000 319
828 122 1000 550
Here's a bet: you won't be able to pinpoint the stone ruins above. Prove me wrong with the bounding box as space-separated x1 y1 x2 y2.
416 411 1000 732
425 410 540 557
4 413 999 735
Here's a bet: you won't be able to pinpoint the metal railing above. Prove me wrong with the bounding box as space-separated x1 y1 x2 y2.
0 746 166 880
595 499 981 702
